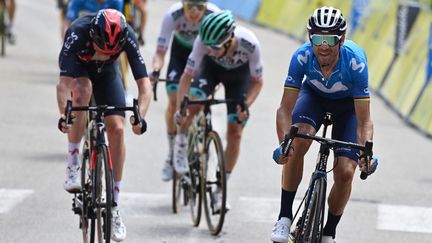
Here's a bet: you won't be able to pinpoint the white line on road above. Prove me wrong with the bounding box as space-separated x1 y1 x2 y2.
377 204 432 234
116 193 432 235
0 188 34 214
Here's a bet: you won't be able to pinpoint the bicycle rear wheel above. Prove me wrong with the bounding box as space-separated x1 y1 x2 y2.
187 125 202 226
91 145 113 243
202 131 226 235
294 177 326 243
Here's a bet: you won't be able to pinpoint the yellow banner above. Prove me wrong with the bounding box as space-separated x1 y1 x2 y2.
381 11 430 116
352 0 398 89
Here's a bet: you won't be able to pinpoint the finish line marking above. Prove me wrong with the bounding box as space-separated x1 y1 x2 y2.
0 188 34 214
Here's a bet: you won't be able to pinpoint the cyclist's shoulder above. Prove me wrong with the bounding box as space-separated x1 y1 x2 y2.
167 2 184 19
340 40 368 75
68 14 93 35
290 42 314 64
341 40 367 61
236 26 260 53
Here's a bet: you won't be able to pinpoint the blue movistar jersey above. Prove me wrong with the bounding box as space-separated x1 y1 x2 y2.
284 40 370 100
65 0 124 22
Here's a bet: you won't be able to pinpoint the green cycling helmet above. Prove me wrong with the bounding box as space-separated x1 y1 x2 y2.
199 10 236 46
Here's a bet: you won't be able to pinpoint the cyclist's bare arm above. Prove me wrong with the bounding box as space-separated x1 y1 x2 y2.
151 49 166 74
176 72 193 111
135 77 152 118
354 99 375 174
246 77 263 108
56 76 75 114
354 100 374 147
276 89 299 142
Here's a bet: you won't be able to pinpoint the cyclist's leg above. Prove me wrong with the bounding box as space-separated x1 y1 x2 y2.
173 57 216 173
272 86 324 241
90 64 126 188
322 98 358 239
91 64 127 240
62 76 92 192
220 64 251 175
282 85 324 192
166 41 193 174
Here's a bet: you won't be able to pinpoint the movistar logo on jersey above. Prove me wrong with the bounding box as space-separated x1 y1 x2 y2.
310 79 349 93
349 58 365 73
297 50 310 66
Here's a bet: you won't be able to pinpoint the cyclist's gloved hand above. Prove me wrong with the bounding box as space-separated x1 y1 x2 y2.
236 104 249 124
130 115 147 135
57 114 75 133
359 156 379 176
138 33 145 46
174 110 185 125
150 70 160 84
272 143 292 164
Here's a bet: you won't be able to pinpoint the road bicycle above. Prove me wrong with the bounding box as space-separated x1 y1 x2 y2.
281 112 373 243
64 99 143 243
174 95 247 235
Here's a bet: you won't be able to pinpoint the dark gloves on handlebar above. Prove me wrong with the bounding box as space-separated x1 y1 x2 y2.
57 114 75 133
130 115 147 134
359 155 379 176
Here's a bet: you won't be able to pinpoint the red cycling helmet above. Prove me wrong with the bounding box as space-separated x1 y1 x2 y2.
90 9 128 55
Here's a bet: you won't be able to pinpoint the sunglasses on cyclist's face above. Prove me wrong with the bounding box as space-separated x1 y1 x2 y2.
209 34 232 51
183 1 206 11
310 34 342 47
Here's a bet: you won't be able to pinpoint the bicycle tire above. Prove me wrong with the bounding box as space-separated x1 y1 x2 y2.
294 177 326 243
309 178 326 243
187 124 203 226
172 171 183 214
80 139 92 243
91 145 113 243
202 131 226 235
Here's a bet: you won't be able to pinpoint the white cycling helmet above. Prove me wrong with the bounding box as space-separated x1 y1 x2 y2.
307 6 347 35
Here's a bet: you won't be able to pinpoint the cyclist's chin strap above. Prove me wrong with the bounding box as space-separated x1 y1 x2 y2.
221 38 232 57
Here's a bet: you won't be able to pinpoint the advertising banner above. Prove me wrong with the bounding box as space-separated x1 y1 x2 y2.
395 1 420 55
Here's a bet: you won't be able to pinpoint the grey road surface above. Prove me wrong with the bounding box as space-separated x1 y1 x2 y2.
0 0 431 242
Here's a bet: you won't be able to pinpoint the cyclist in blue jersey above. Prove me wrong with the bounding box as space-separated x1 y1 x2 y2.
63 0 123 35
270 6 377 243
57 9 151 242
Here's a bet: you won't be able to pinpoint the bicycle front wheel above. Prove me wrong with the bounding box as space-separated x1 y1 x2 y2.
295 177 326 243
91 145 113 243
202 131 226 235
187 126 202 226
80 141 92 243
172 171 184 214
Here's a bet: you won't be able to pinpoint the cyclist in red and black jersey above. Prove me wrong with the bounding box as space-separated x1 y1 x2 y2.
56 9 152 242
